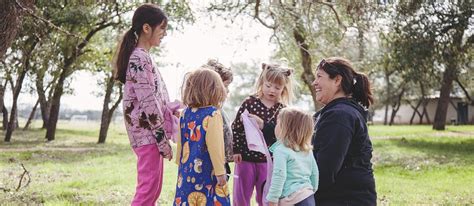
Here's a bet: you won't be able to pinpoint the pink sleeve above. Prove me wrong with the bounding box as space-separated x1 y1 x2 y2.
129 54 165 132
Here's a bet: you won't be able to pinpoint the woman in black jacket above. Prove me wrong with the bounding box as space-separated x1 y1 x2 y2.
312 57 376 205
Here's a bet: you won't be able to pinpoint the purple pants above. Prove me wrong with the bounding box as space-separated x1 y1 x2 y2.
233 161 268 206
131 144 164 206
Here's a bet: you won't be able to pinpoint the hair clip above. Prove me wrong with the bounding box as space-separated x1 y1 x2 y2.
133 31 139 44
353 78 357 85
261 63 268 70
285 69 294 76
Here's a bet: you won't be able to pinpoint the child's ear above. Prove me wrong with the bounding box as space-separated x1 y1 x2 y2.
261 63 267 70
142 23 151 34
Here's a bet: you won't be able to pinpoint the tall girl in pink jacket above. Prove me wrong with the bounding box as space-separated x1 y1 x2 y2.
114 4 173 206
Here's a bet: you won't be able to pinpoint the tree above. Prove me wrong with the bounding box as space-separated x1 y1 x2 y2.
209 1 352 110
393 1 473 130
210 1 394 111
4 37 39 142
37 2 127 141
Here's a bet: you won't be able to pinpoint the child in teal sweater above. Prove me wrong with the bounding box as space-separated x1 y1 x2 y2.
267 108 319 206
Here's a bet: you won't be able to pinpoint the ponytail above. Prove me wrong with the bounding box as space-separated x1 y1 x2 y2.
352 73 373 108
114 29 137 83
113 4 168 84
318 57 374 108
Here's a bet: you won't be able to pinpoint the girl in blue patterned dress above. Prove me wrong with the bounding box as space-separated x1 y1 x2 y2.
174 68 231 206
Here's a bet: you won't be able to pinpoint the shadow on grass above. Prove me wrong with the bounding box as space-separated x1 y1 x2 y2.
0 142 130 166
373 137 474 167
393 138 474 156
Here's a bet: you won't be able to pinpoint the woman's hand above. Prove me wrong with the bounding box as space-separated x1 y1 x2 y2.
233 154 242 164
248 114 264 129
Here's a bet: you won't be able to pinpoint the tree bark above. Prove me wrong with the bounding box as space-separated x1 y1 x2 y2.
455 78 472 103
5 76 25 141
45 68 68 141
383 71 391 125
408 99 422 125
293 24 318 110
1 105 7 130
35 71 54 129
0 80 5 113
0 81 6 129
23 98 39 130
0 0 33 60
433 63 456 130
98 76 123 144
389 88 405 125
0 0 21 60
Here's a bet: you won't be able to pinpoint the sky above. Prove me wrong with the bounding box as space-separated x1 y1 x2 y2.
9 6 277 111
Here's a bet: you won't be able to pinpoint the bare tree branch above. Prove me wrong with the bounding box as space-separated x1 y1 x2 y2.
254 0 277 29
315 0 347 30
0 163 31 193
16 163 31 191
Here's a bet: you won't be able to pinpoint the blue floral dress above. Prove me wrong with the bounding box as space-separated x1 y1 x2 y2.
174 106 231 206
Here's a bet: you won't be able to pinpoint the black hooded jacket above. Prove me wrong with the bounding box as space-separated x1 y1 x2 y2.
312 97 377 205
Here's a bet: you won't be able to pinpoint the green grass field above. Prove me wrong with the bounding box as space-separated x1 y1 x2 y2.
1 121 473 205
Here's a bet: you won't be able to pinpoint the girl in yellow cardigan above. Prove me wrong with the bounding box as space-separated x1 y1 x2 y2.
174 68 230 206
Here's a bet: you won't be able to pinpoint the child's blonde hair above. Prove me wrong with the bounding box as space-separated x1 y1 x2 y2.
277 107 314 152
182 68 227 108
255 63 294 105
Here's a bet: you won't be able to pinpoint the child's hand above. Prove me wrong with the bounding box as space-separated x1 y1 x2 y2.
268 202 277 206
157 137 173 161
216 174 227 186
173 109 182 118
248 114 264 129
233 154 242 164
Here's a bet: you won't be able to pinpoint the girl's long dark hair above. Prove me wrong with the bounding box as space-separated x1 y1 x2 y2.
114 4 167 83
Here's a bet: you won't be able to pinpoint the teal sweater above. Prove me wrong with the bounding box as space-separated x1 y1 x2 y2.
266 140 319 202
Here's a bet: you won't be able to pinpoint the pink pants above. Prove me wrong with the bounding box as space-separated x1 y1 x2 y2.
131 144 163 206
233 161 268 206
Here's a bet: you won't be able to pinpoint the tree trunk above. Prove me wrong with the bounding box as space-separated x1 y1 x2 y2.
455 78 472 103
358 25 365 61
0 81 5 113
0 0 21 60
292 24 318 110
23 98 39 130
0 0 33 60
421 99 431 124
0 81 6 130
1 105 7 130
383 72 391 125
433 64 456 130
5 72 26 142
4 39 37 142
408 99 422 125
98 76 123 144
45 68 68 141
36 73 51 129
389 88 405 125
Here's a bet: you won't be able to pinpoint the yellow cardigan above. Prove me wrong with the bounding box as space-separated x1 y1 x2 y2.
175 109 226 176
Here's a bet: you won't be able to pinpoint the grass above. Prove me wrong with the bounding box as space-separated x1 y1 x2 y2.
0 121 473 205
